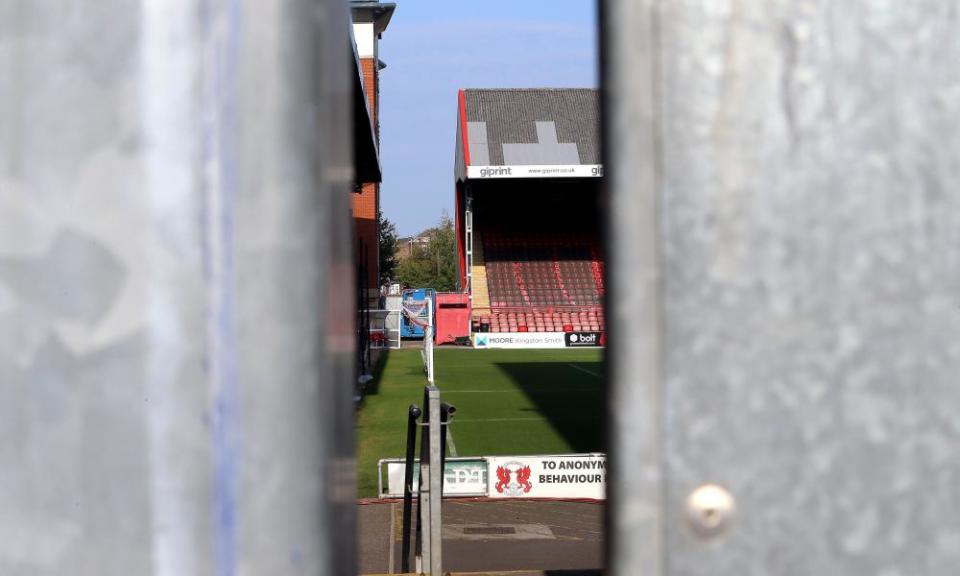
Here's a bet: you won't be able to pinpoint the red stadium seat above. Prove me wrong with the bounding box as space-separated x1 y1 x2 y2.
473 229 605 339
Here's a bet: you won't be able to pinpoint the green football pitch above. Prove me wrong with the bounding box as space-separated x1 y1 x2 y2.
355 347 605 497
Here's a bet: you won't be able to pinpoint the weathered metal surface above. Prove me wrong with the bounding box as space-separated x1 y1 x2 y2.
0 1 355 574
604 0 664 573
607 1 960 574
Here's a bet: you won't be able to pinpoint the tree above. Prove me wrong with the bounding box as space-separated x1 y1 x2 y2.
396 213 459 292
429 214 458 291
378 209 398 285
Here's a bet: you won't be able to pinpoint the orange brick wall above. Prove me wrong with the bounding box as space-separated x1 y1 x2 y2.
354 57 380 296
352 182 378 220
361 58 377 132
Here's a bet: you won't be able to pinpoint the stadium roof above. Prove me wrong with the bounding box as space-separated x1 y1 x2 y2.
350 30 381 184
455 88 601 182
350 2 396 35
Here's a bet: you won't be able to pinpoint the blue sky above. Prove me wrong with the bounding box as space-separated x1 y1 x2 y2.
377 0 598 236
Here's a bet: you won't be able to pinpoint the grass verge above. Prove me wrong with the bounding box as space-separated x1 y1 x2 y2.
355 347 604 498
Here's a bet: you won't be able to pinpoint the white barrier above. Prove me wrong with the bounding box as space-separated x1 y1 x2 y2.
379 457 488 498
488 454 606 499
368 309 401 349
473 331 605 349
378 453 606 500
473 332 566 349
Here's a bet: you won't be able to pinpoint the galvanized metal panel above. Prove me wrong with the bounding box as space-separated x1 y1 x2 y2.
604 0 665 573
0 0 355 574
607 1 960 574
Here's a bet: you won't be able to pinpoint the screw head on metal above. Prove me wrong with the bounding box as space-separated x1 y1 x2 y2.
685 483 735 539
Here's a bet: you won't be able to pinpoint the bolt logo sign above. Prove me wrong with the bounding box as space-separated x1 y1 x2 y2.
494 462 533 496
564 331 603 347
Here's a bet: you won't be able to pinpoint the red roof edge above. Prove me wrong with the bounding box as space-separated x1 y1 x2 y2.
459 89 471 167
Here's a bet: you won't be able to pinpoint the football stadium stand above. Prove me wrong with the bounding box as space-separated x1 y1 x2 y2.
454 88 604 338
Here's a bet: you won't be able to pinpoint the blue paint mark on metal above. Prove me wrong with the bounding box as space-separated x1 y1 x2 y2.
289 548 304 570
202 1 243 575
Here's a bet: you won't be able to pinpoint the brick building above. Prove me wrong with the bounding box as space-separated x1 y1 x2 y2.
351 1 395 307
395 232 431 262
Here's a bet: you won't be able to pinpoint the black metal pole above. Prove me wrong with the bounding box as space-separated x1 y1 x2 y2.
359 239 368 376
414 387 430 566
401 404 421 574
362 243 370 373
356 238 365 381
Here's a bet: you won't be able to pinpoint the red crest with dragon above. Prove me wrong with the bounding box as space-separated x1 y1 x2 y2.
494 462 533 496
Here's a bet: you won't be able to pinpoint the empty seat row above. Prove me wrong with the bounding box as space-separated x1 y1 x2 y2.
472 309 605 334
473 321 605 333
474 230 605 334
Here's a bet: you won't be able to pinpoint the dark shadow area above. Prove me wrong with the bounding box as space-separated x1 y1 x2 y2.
544 570 603 576
358 349 390 400
494 361 605 453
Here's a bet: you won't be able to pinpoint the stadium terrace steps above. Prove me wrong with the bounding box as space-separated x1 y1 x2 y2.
470 231 491 310
472 231 605 333
484 233 603 308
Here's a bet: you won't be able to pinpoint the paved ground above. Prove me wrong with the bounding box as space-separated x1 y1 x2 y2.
358 499 604 575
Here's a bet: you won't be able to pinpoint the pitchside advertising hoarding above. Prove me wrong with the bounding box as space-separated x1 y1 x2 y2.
467 164 603 179
565 331 604 347
474 331 604 349
488 454 606 499
379 453 606 500
381 457 488 498
473 332 565 349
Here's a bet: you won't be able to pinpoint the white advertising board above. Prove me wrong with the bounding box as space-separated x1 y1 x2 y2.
473 332 566 349
381 458 488 498
487 454 606 500
467 165 603 180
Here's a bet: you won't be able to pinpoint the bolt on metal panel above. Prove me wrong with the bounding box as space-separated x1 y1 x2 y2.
0 0 355 574
606 1 960 575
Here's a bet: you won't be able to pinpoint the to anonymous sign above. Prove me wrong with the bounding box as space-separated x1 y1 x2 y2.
487 454 606 500
380 454 607 500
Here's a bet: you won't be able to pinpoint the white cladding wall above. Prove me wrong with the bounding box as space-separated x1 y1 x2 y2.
353 22 375 59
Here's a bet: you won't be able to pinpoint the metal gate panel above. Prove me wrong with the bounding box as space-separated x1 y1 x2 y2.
606 1 960 574
0 1 355 574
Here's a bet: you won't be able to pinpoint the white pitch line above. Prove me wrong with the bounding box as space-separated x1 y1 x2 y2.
442 390 515 393
451 417 545 423
568 363 603 380
446 427 458 457
444 389 597 393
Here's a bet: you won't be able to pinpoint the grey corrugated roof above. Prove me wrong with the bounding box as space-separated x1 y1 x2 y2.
463 88 600 166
